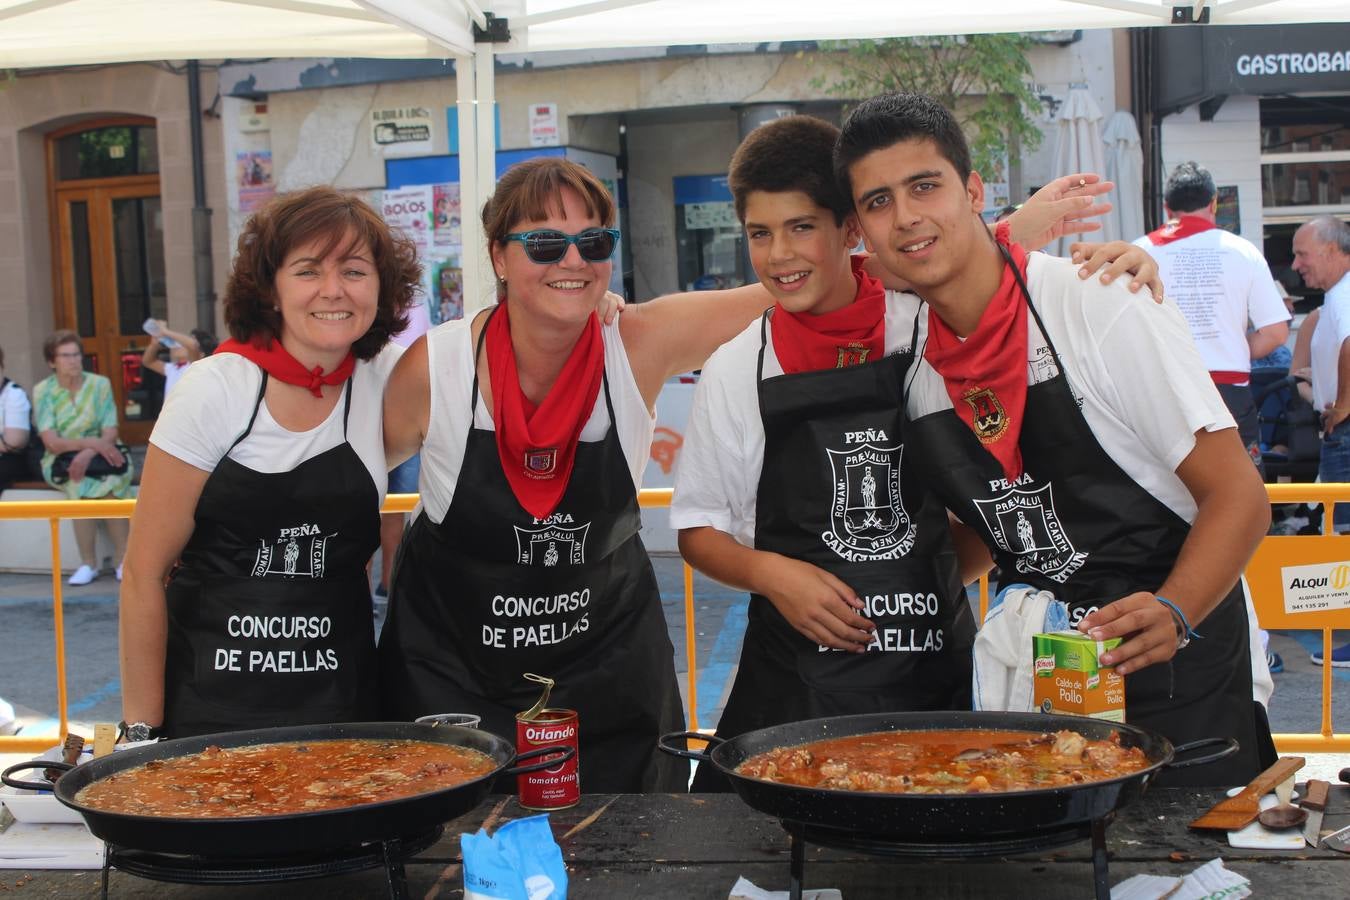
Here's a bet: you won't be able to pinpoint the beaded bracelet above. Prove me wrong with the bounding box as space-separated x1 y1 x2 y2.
1154 595 1201 650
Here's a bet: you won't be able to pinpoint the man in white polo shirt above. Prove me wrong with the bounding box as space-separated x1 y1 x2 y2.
1135 162 1290 478
1297 215 1350 666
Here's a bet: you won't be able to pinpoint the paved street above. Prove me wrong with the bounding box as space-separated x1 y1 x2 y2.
3 553 1349 777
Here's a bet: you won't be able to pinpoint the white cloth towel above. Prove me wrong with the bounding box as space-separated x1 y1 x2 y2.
973 584 1069 712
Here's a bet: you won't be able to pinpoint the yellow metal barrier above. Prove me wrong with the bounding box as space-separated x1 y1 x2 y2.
1 486 1345 753
1249 484 1350 752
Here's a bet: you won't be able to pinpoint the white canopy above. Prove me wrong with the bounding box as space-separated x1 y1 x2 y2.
6 0 1350 69
0 1 476 68
6 0 1349 303
504 0 1350 53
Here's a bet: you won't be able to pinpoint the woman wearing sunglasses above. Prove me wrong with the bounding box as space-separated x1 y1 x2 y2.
376 156 1158 793
377 158 720 792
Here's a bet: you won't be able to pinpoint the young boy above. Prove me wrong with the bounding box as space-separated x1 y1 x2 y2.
670 116 1130 790
834 92 1274 785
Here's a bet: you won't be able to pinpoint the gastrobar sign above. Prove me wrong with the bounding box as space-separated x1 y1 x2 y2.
1235 51 1350 77
1209 24 1350 94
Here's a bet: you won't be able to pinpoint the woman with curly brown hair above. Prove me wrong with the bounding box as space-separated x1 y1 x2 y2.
118 186 420 740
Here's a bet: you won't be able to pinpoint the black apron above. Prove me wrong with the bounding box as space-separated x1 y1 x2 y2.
904 249 1275 786
163 373 381 738
692 312 975 792
377 313 687 794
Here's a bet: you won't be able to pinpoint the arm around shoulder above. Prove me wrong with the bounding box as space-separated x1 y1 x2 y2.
619 283 774 405
384 334 431 468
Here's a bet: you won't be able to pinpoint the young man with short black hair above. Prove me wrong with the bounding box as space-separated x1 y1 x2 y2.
835 92 1274 785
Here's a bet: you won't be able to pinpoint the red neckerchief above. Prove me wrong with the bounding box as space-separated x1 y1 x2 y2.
216 337 355 398
924 221 1029 482
486 303 605 520
770 256 886 374
1145 214 1217 246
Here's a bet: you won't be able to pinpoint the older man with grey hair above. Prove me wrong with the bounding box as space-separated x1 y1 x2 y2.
1295 215 1350 666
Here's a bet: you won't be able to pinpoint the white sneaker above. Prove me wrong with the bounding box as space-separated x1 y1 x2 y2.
68 564 98 586
115 564 123 582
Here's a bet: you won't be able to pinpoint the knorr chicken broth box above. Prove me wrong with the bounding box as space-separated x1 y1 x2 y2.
1033 631 1125 722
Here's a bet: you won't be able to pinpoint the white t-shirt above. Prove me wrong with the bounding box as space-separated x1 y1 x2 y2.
905 253 1235 523
150 346 402 503
1 378 31 434
1132 228 1289 378
418 315 655 524
1310 271 1350 412
670 292 923 547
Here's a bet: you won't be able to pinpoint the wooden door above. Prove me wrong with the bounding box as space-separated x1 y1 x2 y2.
48 119 165 444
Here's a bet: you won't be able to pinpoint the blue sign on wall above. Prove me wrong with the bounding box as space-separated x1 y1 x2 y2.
673 174 732 205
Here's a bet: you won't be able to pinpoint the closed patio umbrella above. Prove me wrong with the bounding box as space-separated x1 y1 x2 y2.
1051 86 1106 258
1101 110 1146 244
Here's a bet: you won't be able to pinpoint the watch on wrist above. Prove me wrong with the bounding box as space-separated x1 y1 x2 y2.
117 720 163 742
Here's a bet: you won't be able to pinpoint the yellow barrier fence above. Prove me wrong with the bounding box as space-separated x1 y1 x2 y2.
1 485 1346 753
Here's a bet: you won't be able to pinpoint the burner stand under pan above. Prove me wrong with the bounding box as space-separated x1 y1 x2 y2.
783 816 1111 900
100 825 442 899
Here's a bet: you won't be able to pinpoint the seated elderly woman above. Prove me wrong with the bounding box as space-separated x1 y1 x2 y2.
118 186 418 742
33 330 133 585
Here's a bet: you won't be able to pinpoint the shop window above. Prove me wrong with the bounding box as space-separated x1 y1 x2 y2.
1259 97 1350 217
56 125 158 180
1261 161 1350 209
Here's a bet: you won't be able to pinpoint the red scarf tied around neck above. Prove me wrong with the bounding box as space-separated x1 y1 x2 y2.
216 337 355 397
1145 214 1217 246
770 256 887 375
924 220 1029 482
485 303 606 520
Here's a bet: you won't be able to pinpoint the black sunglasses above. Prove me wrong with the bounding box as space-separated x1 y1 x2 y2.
503 228 621 264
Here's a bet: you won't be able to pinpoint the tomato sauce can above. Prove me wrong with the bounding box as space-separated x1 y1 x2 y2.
515 707 580 810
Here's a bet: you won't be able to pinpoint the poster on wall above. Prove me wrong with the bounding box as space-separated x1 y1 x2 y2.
529 103 560 147
377 183 466 325
433 184 462 248
381 186 434 257
1216 185 1241 234
431 257 465 325
371 106 434 157
236 151 275 212
683 201 739 230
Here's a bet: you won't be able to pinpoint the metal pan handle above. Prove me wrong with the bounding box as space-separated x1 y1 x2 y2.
505 744 577 776
1163 737 1239 770
657 731 723 763
2 760 72 792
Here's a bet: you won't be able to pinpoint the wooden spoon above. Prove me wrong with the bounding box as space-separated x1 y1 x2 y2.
1257 776 1308 830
